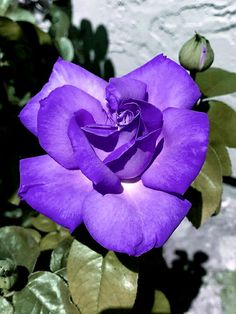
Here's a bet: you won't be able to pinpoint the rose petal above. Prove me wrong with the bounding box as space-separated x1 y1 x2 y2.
19 58 107 135
124 54 201 111
115 113 140 147
105 129 161 180
106 77 147 111
74 109 96 127
83 113 140 161
142 108 209 195
68 116 123 194
136 100 163 133
83 125 119 153
37 85 107 169
103 104 162 179
82 190 143 256
83 181 190 256
128 181 191 256
19 155 91 232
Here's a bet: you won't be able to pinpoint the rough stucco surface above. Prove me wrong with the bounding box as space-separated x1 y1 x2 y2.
72 1 236 313
72 0 236 75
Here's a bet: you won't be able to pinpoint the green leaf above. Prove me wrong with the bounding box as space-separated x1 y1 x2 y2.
196 68 236 97
55 268 67 282
208 101 236 148
0 258 18 291
50 237 73 273
26 229 42 245
188 146 223 227
13 271 80 314
213 143 231 177
5 7 36 24
152 290 171 314
56 37 74 61
0 17 23 41
0 0 14 15
3 207 22 219
209 120 232 176
67 241 138 314
34 26 52 45
8 190 20 206
0 296 14 314
0 226 40 272
40 230 71 251
31 214 58 233
49 5 70 38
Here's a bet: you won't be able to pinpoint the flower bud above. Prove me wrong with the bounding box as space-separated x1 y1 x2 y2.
179 33 214 72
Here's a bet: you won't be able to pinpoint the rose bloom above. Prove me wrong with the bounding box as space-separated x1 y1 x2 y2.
19 54 209 256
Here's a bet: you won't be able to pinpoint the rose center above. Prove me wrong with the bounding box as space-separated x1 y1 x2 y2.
114 101 140 128
116 109 134 126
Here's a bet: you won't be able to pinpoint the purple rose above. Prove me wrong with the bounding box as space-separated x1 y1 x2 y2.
18 54 209 256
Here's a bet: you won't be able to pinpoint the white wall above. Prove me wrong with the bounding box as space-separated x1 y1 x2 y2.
72 0 236 76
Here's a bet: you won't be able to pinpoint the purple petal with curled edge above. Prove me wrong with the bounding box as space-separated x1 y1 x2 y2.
123 54 201 111
83 181 191 256
114 112 140 148
142 108 209 195
82 113 140 161
104 128 162 180
19 58 107 136
37 85 107 170
68 114 123 195
106 77 147 111
83 124 118 137
82 124 119 153
19 155 91 232
74 108 96 126
137 100 163 133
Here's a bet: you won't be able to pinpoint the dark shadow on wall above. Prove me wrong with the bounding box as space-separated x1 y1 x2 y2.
70 18 115 80
100 249 208 314
223 176 236 187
